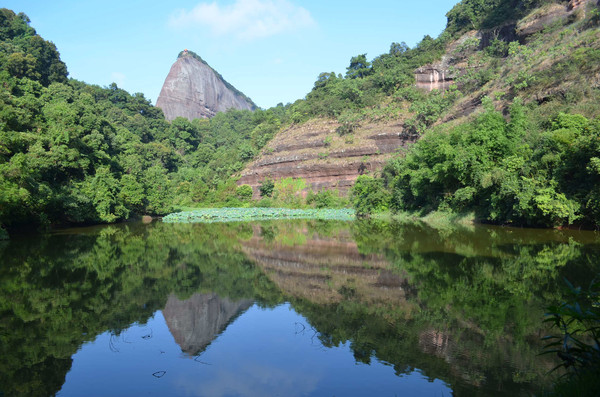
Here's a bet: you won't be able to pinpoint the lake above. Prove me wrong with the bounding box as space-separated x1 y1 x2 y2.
1 218 599 396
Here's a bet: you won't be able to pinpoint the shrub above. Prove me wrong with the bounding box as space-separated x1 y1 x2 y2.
258 177 275 198
307 189 335 208
351 175 391 216
255 198 274 208
273 177 307 206
336 111 361 136
236 184 253 201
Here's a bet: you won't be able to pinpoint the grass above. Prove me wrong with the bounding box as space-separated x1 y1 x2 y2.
162 207 356 223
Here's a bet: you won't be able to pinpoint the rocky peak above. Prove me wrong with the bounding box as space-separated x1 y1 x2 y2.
156 50 256 121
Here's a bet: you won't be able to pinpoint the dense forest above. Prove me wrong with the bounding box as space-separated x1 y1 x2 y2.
0 8 287 235
2 0 600 236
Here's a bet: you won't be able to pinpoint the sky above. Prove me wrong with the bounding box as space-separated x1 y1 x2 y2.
4 0 459 109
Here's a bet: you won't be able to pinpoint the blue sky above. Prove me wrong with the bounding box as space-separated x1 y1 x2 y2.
4 0 459 108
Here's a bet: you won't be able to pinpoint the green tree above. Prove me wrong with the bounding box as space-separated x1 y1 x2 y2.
236 184 253 201
259 177 275 198
345 54 372 79
351 175 390 216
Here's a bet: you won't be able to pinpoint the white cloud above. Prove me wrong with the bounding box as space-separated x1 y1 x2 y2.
110 72 126 87
169 0 315 40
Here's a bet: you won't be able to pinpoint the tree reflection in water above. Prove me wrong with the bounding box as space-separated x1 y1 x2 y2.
0 219 598 396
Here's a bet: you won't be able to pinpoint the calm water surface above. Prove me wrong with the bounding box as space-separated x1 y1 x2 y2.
1 219 599 396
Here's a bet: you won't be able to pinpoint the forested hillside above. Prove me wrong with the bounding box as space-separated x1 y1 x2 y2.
346 0 600 228
254 0 600 228
0 9 286 235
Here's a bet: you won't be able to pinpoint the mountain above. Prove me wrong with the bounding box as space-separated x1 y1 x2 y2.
0 9 273 233
156 50 257 121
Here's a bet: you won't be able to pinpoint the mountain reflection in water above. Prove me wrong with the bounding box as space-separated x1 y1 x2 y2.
163 293 253 355
0 219 598 396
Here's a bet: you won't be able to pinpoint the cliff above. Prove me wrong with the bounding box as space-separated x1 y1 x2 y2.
156 51 256 121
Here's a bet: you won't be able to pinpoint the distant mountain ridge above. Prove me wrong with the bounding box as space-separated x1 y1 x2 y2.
156 50 256 121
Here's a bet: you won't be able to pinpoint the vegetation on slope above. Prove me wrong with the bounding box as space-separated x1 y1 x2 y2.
0 9 288 234
345 0 600 228
355 102 600 228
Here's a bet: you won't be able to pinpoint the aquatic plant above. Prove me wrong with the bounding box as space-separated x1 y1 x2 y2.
162 208 356 223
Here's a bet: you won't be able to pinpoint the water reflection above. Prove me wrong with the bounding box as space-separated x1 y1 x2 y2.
163 293 252 355
242 223 412 305
0 222 270 397
0 219 598 396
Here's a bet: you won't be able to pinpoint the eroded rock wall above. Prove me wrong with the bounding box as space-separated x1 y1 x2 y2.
238 119 418 197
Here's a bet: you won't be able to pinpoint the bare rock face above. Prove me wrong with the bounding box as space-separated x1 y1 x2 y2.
415 66 455 91
162 293 253 355
156 51 256 121
414 31 481 92
238 119 418 198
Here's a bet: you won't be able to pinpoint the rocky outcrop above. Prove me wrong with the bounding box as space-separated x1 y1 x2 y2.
516 0 596 40
238 119 418 197
162 293 253 355
156 51 256 121
414 31 481 91
415 66 456 91
516 4 572 39
415 0 597 91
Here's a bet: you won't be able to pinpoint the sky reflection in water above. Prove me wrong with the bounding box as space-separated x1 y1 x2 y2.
59 304 450 397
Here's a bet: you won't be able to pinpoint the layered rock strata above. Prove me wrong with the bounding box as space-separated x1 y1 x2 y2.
238 119 418 197
156 52 256 121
